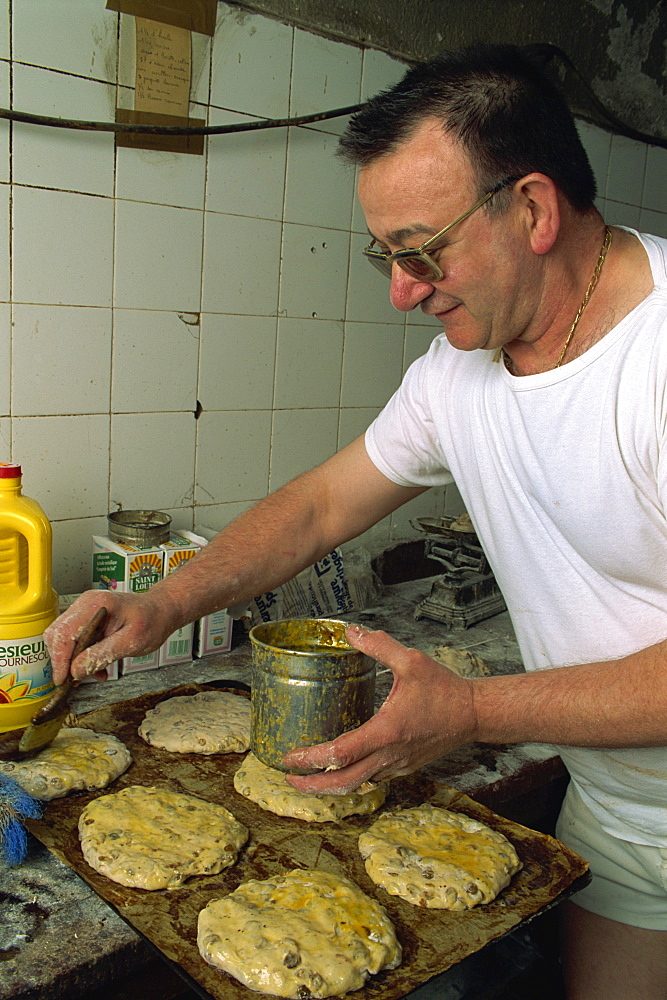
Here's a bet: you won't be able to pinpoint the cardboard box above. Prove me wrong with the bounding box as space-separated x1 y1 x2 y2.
92 536 164 672
171 530 233 659
193 608 233 657
157 535 199 666
57 593 120 681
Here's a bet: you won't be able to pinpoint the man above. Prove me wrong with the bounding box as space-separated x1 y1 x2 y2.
47 45 666 998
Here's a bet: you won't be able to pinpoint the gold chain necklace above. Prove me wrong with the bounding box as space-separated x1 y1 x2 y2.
499 226 613 372
552 226 612 368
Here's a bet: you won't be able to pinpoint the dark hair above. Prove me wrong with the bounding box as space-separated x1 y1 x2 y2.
338 44 596 210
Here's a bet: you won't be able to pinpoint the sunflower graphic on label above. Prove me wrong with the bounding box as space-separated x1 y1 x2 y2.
128 552 163 593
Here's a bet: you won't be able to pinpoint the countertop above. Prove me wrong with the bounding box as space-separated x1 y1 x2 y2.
0 575 567 1000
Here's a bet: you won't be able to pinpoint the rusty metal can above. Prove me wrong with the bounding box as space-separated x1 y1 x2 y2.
249 618 375 773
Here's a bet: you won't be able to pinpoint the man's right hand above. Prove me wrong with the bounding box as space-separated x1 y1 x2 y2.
45 589 177 684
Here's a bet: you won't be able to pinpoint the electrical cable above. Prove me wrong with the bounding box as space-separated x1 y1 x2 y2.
0 103 364 134
0 43 661 149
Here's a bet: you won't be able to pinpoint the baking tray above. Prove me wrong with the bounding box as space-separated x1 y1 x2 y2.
17 683 589 1000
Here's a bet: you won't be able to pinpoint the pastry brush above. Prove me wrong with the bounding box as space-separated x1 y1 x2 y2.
17 606 108 755
0 772 43 865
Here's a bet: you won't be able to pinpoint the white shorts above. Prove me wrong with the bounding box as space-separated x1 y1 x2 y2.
555 781 667 930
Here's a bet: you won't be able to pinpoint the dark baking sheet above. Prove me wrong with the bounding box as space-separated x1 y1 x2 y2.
17 683 589 1000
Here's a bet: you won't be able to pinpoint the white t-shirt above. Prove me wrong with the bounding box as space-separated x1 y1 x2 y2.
365 230 667 846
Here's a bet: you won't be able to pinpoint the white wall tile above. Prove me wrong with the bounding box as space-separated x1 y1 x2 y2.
337 407 381 450
274 318 344 409
0 2 8 60
0 60 9 184
0 415 9 454
346 232 405 324
13 1 118 82
643 146 667 215
206 109 287 221
51 515 108 593
193 500 252 533
445 482 467 517
202 213 281 315
389 487 447 541
195 409 271 503
269 407 338 492
13 187 113 306
279 224 349 320
606 134 647 206
290 29 362 136
12 305 112 416
13 415 110 519
0 183 8 301
211 4 292 119
361 49 407 100
576 120 611 199
111 310 199 414
404 324 439 372
639 209 667 240
13 66 115 196
110 412 196 510
0 302 8 414
605 200 641 230
284 127 355 229
341 322 404 407
198 314 277 410
114 201 203 311
160 506 195 533
116 142 207 211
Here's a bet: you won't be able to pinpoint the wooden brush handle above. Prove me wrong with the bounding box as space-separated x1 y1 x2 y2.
71 606 108 662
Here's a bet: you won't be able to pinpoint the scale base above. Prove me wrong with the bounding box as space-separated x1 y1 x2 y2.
415 575 507 629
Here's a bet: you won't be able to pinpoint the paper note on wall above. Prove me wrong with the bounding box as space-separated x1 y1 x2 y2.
135 16 191 118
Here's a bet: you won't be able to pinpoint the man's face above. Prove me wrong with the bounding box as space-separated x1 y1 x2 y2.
357 119 541 354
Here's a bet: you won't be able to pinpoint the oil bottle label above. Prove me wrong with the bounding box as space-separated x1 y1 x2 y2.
0 633 54 704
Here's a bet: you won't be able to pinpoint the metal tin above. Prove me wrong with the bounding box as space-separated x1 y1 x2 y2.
107 510 171 547
249 617 375 773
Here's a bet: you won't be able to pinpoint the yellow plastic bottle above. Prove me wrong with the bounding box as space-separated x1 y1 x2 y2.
0 463 58 732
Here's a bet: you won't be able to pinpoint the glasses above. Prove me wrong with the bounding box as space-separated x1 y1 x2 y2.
363 176 519 281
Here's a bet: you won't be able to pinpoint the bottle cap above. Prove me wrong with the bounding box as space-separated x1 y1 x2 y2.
0 463 21 477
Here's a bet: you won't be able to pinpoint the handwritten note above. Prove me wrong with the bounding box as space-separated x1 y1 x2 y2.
135 16 191 118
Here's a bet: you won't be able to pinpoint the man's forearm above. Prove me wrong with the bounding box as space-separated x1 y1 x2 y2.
142 438 426 632
471 639 667 748
146 471 339 629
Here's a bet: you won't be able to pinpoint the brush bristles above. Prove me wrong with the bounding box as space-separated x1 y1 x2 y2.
0 773 43 866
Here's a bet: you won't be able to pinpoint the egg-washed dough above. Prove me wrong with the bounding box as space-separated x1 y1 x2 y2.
78 784 248 890
233 752 388 822
138 690 251 754
358 804 521 910
197 869 402 998
0 727 131 801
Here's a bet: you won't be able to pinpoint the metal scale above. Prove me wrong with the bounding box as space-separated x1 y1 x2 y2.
411 514 506 629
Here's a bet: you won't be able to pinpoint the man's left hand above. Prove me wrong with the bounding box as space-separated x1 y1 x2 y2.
282 625 478 794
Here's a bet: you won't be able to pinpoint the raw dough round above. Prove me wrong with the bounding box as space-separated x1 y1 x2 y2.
358 804 521 909
138 690 251 754
233 752 388 822
0 727 131 800
197 868 402 997
78 784 248 889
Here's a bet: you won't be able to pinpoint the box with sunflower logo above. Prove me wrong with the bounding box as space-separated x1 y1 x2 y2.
157 535 200 666
92 535 166 673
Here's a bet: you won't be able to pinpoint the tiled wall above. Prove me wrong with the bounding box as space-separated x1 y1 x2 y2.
1 2 665 594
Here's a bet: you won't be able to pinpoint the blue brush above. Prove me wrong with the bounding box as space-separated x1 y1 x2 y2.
0 772 43 866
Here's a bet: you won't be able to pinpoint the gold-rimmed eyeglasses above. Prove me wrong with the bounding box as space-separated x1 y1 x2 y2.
363 176 520 281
